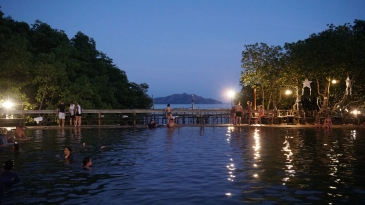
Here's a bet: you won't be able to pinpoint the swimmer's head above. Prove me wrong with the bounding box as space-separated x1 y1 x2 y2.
83 157 91 167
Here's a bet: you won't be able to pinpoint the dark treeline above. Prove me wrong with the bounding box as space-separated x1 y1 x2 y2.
0 10 152 110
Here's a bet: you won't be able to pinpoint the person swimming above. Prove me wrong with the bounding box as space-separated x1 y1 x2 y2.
82 157 92 170
15 126 27 139
64 147 74 160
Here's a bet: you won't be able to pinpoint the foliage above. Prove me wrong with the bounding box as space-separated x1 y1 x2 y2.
240 20 365 115
0 10 152 110
240 43 287 110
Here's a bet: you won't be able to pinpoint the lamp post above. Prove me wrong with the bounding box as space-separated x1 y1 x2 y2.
2 100 15 119
285 89 300 111
191 95 194 110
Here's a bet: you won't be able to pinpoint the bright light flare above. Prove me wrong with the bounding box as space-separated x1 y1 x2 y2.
352 110 361 115
332 79 337 84
2 100 14 109
285 90 292 95
227 90 235 98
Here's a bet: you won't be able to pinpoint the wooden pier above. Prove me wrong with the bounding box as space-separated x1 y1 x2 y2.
0 109 232 127
1 108 357 127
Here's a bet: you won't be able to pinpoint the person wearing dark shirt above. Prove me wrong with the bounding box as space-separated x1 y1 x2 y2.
57 101 66 127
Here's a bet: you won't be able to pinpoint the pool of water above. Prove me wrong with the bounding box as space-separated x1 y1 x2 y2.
1 127 365 204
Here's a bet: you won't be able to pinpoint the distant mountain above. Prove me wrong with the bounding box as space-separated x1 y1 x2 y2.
154 93 222 104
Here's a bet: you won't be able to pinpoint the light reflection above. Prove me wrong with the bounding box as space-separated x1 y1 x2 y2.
253 174 258 178
350 129 356 141
225 193 232 196
225 128 236 185
282 135 295 182
253 129 261 163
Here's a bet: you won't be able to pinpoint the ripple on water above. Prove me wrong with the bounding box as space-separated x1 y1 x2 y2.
1 127 365 204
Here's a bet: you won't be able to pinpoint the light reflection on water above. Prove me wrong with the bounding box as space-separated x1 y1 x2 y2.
1 127 365 204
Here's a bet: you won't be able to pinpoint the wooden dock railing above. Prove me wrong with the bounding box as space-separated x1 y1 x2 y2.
0 109 311 126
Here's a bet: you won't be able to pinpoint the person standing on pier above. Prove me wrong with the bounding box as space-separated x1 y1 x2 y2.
234 101 243 125
230 102 236 125
69 102 76 126
75 102 83 127
57 101 66 127
258 105 264 125
247 101 253 126
165 104 172 122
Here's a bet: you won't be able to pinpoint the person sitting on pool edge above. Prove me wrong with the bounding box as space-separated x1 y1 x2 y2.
167 118 175 128
148 120 158 129
323 115 333 129
83 157 92 170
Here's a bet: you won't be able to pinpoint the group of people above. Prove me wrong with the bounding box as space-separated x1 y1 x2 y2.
1 126 28 147
0 145 94 203
316 114 333 129
57 101 83 127
62 146 92 169
147 104 175 129
230 101 265 125
165 104 175 128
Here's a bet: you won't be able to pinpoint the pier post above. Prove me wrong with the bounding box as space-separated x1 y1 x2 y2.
134 112 136 126
98 111 101 125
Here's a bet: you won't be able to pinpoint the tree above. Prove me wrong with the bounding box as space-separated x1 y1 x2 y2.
240 43 286 110
0 10 153 110
285 20 365 116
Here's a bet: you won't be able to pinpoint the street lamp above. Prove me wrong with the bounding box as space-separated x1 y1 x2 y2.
2 100 15 119
285 89 299 111
227 90 235 107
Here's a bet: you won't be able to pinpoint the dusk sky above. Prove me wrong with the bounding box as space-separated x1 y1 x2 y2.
1 1 365 102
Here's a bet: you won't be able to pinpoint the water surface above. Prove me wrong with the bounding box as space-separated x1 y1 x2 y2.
1 127 365 204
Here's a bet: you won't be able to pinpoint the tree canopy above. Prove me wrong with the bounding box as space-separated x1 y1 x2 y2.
0 10 152 110
240 20 365 116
